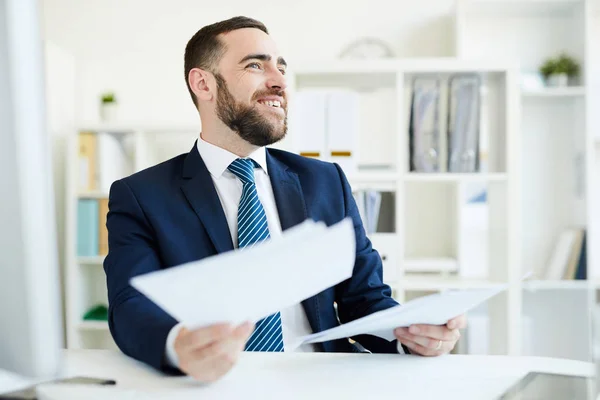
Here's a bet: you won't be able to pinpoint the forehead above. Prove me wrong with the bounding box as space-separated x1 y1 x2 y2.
218 28 281 65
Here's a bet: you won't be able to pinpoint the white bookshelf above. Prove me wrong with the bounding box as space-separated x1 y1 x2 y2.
288 57 521 356
289 0 597 360
455 0 597 362
65 125 200 349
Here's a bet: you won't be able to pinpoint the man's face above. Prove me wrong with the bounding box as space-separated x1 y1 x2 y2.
213 28 288 147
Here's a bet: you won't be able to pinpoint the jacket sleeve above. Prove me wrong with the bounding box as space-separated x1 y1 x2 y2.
104 179 182 374
332 164 406 354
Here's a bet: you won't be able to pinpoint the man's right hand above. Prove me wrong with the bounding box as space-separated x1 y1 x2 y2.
174 321 254 382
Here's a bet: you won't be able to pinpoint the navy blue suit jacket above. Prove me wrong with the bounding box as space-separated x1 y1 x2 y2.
104 143 400 373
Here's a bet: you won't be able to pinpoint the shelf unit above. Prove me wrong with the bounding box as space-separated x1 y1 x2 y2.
455 0 598 361
65 125 200 349
288 58 521 356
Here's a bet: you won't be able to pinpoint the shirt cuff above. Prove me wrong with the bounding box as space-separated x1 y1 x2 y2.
165 323 184 368
397 340 410 354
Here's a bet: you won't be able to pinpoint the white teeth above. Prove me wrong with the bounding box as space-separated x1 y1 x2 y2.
259 100 281 108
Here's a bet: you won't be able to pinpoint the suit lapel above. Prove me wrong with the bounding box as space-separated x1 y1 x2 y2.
180 142 233 254
266 151 307 232
267 150 322 336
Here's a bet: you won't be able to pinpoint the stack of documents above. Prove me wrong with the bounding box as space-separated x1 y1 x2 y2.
131 218 506 348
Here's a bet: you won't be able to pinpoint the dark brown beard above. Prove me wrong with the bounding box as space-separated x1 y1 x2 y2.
214 73 287 147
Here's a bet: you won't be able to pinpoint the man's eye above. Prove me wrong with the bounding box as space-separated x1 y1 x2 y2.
247 63 261 70
279 68 286 75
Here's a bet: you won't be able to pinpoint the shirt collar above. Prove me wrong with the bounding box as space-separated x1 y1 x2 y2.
196 135 268 179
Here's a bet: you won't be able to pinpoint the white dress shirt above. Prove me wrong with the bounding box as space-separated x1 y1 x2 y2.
165 136 315 368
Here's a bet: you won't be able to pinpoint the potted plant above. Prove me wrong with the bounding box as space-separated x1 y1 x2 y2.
100 92 118 122
540 53 580 87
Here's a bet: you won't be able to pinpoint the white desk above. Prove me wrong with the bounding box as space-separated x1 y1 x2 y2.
1 350 596 399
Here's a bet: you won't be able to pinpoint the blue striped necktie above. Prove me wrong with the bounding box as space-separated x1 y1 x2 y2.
227 158 284 352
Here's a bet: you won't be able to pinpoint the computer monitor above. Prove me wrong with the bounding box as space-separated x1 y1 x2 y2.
0 0 63 379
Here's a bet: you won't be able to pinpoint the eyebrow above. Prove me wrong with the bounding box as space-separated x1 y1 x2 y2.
239 53 287 67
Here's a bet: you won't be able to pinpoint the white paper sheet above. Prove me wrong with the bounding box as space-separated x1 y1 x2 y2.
292 285 506 348
130 218 356 328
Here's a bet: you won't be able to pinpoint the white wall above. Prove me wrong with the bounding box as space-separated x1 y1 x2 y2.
41 0 456 126
40 1 458 295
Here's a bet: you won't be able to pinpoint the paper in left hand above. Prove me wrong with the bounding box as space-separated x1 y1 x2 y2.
130 218 355 328
292 284 506 348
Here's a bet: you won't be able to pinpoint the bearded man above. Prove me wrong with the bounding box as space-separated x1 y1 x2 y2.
104 16 466 383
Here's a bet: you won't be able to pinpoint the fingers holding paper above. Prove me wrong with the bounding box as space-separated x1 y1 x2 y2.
446 314 467 330
394 313 467 357
175 321 254 382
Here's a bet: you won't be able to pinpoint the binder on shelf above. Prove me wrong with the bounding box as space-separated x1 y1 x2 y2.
327 90 359 175
77 199 99 257
365 191 382 234
98 198 109 256
78 131 97 192
409 77 441 172
289 90 327 160
353 190 394 235
447 74 481 173
96 131 133 193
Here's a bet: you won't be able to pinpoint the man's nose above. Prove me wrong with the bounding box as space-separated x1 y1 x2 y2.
266 69 288 91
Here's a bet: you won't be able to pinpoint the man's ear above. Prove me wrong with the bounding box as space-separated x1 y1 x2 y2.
188 68 214 103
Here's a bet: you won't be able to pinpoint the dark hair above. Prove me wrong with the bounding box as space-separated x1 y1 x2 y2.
184 16 269 107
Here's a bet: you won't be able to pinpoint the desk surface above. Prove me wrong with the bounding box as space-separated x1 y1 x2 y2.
2 350 596 399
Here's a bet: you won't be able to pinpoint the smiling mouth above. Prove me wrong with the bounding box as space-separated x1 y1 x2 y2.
257 99 282 108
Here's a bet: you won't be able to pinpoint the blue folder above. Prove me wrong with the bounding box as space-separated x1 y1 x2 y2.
77 199 99 256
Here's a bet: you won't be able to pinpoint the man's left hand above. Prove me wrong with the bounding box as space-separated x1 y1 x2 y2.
394 314 467 356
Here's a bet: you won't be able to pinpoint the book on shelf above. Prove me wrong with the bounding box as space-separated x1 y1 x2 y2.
98 198 109 256
77 199 99 257
77 198 110 258
544 228 587 280
77 130 133 194
78 131 97 192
